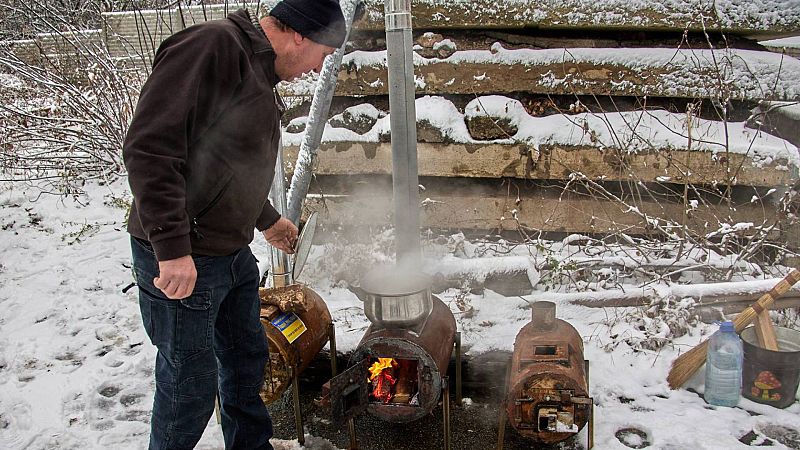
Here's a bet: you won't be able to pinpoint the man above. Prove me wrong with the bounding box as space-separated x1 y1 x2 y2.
122 0 346 448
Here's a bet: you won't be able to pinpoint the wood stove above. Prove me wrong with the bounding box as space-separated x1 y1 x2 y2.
498 301 594 448
324 268 460 449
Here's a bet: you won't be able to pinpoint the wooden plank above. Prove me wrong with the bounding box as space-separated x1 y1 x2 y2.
755 310 780 350
350 0 800 38
283 142 794 187
334 48 800 101
300 176 783 234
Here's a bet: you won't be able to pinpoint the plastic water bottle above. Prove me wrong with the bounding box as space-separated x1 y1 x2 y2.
704 321 743 407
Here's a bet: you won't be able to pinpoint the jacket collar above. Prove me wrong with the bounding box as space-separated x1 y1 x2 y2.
228 9 281 86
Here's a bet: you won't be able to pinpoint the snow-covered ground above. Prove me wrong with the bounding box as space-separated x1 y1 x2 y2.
1 179 799 449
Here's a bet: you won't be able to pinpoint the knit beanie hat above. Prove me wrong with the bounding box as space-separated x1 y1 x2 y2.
270 0 346 48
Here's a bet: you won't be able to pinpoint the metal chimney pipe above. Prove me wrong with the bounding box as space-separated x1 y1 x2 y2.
384 0 421 266
268 137 292 288
286 0 361 224
531 301 556 331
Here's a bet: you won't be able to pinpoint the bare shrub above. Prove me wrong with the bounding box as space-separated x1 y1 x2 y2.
0 2 152 195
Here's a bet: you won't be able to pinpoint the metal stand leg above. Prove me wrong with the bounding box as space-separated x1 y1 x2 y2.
496 362 510 450
585 359 594 449
495 405 506 450
291 368 305 446
347 418 357 450
214 394 222 425
329 322 338 377
455 332 462 405
443 377 451 450
588 400 594 450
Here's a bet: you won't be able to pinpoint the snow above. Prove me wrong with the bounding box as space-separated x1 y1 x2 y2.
283 95 800 168
356 0 800 30
2 179 800 449
4 8 800 444
340 103 384 120
760 36 800 48
337 46 800 100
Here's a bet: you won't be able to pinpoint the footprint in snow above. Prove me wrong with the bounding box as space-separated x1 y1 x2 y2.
53 350 85 372
99 384 122 398
0 399 33 450
616 427 651 449
90 419 116 431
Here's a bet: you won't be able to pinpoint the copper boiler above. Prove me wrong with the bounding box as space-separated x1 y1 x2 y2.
499 301 593 448
258 284 334 404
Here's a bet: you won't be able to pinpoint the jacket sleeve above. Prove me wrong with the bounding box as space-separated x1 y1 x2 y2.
255 201 281 231
123 26 245 261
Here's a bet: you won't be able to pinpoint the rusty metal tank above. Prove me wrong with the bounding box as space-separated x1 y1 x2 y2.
504 301 592 444
258 284 333 404
350 294 456 422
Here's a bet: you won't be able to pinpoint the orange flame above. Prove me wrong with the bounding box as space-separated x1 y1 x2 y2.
368 358 396 380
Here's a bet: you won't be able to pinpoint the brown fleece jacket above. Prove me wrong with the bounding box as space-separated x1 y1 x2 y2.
124 9 283 261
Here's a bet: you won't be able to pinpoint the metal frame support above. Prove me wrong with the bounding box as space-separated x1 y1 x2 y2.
495 405 507 450
585 359 594 449
455 332 462 405
442 376 451 450
347 418 358 450
496 363 511 450
329 322 338 377
291 367 305 446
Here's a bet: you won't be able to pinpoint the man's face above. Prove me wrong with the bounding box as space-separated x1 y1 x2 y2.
278 34 337 81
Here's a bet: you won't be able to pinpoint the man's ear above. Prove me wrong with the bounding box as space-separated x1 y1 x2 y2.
293 31 305 45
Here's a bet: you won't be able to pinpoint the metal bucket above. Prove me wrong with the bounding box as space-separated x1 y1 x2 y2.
740 326 800 409
352 267 434 330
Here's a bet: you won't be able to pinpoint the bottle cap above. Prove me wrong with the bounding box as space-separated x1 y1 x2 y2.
720 321 735 332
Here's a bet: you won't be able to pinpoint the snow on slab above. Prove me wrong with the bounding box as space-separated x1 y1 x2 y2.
339 46 800 101
761 35 800 48
353 0 800 32
714 0 800 29
341 103 384 120
284 95 800 168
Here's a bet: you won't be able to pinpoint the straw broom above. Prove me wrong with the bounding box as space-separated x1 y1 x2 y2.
666 268 800 389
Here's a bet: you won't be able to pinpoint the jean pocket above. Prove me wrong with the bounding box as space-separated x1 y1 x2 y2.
176 290 213 356
138 287 176 351
139 287 214 362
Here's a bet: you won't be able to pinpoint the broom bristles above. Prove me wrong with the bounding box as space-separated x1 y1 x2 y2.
667 339 710 389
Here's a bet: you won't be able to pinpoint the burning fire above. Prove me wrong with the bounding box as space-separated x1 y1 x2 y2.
368 358 397 404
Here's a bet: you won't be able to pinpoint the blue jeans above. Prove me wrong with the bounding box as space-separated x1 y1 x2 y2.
131 237 273 450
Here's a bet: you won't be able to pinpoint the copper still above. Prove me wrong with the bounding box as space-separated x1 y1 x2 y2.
498 301 593 448
324 267 461 450
351 293 456 422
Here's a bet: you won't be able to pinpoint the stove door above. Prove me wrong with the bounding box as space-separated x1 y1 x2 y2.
329 358 370 427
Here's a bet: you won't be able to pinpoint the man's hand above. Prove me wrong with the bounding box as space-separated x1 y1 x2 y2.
154 255 197 299
262 217 298 254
